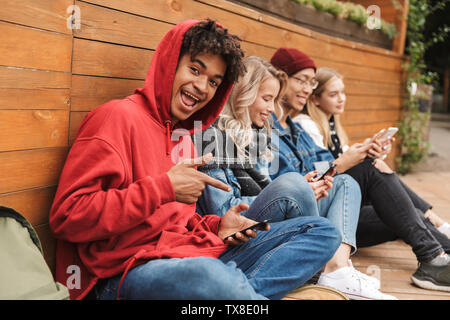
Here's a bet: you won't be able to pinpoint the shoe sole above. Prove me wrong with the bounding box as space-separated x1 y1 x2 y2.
411 275 450 293
318 284 395 300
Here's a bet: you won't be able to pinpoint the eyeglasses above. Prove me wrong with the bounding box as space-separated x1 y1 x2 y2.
291 76 319 90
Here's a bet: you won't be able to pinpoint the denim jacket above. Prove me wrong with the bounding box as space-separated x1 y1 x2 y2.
196 160 271 217
269 114 335 179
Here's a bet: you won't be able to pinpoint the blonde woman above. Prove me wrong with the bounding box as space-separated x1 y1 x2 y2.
194 56 397 300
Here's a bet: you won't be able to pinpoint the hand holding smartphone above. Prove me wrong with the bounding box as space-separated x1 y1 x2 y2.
373 127 398 140
316 163 336 181
223 219 271 240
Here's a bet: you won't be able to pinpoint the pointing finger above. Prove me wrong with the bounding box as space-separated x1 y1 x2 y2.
201 173 232 192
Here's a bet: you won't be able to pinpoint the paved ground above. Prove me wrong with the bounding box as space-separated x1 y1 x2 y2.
351 114 450 300
413 113 450 173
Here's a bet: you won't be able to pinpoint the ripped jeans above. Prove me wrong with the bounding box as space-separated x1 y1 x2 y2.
346 158 446 263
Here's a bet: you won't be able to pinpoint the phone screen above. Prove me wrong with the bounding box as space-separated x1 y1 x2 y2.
317 164 336 180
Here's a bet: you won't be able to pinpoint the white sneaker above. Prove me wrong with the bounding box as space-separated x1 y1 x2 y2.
348 260 380 290
318 266 398 300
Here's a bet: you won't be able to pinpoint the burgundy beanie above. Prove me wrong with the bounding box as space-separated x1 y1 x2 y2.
270 48 316 76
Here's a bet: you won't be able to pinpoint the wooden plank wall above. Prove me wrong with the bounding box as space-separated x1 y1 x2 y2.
0 0 73 273
0 0 406 274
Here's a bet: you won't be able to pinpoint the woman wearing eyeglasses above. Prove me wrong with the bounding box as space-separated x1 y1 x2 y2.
269 48 450 295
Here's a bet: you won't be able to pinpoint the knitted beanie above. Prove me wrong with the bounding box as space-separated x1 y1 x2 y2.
270 48 316 76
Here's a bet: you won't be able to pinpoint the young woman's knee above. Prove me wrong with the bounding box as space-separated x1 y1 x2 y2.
334 174 362 202
274 172 315 202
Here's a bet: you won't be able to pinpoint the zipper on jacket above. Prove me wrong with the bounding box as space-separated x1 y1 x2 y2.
165 120 172 156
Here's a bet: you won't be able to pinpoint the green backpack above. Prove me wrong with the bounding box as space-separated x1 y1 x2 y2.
0 206 69 300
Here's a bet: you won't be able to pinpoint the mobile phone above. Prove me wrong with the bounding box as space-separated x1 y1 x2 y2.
379 127 398 139
224 219 271 240
317 163 336 181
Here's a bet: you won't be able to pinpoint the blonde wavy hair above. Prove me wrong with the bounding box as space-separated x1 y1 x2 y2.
218 56 287 161
305 67 349 149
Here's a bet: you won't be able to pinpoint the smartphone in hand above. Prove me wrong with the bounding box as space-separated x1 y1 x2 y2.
224 219 271 240
379 127 398 139
316 163 336 181
373 127 398 140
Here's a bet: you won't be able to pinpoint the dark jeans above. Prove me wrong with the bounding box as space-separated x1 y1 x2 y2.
346 158 447 262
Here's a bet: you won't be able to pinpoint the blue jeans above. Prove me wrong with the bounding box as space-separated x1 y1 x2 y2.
242 172 319 222
317 174 361 254
94 217 341 300
243 172 361 254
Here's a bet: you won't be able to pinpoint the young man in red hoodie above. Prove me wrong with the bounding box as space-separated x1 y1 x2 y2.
49 19 341 300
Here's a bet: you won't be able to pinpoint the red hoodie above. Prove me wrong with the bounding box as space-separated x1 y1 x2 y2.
49 20 234 300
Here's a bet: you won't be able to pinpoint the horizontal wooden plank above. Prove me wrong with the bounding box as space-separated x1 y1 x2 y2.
345 95 403 111
74 1 172 49
0 66 71 90
313 58 403 85
0 88 70 110
0 147 68 194
341 109 401 126
0 66 71 110
344 79 403 97
71 75 143 111
72 38 152 79
83 0 404 69
0 21 72 72
0 186 57 226
0 110 69 152
0 0 73 34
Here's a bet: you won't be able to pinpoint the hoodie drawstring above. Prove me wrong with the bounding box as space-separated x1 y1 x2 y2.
116 249 147 300
165 120 172 156
191 216 207 235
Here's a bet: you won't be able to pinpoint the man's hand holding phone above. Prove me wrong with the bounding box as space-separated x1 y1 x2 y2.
218 203 270 246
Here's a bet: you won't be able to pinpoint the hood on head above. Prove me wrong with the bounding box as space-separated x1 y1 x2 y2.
135 19 233 134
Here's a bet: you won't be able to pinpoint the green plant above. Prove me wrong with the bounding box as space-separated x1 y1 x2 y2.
395 0 449 174
342 2 367 26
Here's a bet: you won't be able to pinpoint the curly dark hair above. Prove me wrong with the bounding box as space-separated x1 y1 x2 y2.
180 19 246 83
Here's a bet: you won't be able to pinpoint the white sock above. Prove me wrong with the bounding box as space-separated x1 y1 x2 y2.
438 222 450 238
428 252 450 266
